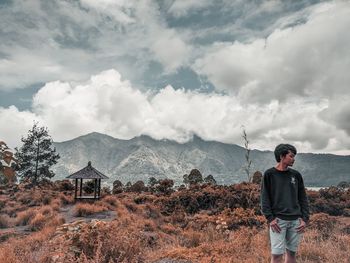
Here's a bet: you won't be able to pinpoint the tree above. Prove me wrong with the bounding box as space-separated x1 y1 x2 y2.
148 177 158 187
241 127 253 182
337 181 350 188
183 174 189 186
188 169 203 185
156 179 174 194
83 180 95 194
204 174 217 185
112 179 123 194
129 180 146 193
15 123 60 185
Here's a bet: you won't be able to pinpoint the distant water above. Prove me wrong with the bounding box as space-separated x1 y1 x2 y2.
306 187 325 191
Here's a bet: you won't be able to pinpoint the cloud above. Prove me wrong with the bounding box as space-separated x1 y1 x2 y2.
1 1 350 155
193 2 350 104
1 69 349 154
167 0 212 17
151 30 191 72
0 106 39 148
80 0 135 24
319 95 350 136
0 0 193 91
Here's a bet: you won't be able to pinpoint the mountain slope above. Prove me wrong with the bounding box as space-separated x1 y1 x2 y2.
52 132 350 186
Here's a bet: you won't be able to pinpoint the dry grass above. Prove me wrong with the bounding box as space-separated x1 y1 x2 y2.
73 203 108 217
0 184 349 263
0 226 56 263
0 214 12 228
15 208 37 226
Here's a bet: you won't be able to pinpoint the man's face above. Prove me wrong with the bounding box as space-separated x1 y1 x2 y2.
281 151 295 167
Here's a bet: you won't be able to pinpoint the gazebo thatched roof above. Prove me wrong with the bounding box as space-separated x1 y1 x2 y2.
66 161 109 179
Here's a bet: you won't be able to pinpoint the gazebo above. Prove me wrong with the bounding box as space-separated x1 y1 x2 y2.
66 161 109 200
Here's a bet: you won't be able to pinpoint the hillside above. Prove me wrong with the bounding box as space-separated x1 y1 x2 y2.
52 132 350 186
0 182 349 262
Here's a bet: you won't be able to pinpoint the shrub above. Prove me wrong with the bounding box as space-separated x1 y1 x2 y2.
54 180 75 191
102 195 118 207
60 193 74 205
73 203 108 217
16 209 36 226
29 213 46 231
156 179 174 195
129 180 147 193
0 214 12 228
309 213 336 239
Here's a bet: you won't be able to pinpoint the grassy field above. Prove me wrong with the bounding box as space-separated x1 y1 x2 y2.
0 182 349 262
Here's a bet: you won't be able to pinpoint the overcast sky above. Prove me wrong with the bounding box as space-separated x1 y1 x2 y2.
1 0 350 155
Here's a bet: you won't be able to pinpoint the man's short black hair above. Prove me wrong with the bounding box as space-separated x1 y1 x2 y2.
274 144 297 162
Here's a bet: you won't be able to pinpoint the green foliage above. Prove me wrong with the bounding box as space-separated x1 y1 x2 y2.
155 179 174 194
183 174 189 185
83 180 95 194
188 169 203 185
337 181 350 188
204 174 217 185
148 177 158 187
15 122 60 185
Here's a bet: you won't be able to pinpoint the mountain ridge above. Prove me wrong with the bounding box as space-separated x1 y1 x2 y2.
52 132 350 187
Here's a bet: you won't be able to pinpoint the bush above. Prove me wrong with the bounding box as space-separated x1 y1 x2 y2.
309 213 336 239
0 214 12 228
15 209 36 226
155 179 174 194
129 180 147 193
73 203 108 217
29 213 46 231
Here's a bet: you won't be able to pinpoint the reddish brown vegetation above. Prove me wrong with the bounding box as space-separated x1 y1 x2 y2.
0 181 349 262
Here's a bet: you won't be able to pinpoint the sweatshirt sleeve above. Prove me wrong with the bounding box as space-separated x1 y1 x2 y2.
298 173 310 223
260 172 275 222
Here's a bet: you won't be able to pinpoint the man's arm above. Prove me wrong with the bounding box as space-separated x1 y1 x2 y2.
298 174 309 223
260 172 274 222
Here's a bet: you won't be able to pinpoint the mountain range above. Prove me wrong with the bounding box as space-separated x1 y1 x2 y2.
52 132 350 187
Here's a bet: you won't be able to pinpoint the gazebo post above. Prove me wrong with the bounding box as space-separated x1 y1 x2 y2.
75 178 78 199
98 179 101 197
94 179 97 199
80 178 83 197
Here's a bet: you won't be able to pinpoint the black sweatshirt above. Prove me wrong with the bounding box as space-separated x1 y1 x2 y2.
260 167 309 223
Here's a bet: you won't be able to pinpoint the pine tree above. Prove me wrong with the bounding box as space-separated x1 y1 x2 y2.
15 122 60 185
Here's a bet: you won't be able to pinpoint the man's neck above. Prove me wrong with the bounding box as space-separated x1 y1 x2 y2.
275 163 289 171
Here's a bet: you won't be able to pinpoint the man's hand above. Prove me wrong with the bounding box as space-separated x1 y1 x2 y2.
270 218 281 233
296 218 306 233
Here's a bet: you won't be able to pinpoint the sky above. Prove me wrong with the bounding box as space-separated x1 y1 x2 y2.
0 0 350 155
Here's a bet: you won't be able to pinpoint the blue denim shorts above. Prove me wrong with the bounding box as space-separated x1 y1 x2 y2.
269 218 302 255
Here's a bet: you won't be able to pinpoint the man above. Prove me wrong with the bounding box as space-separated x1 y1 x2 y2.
261 144 309 263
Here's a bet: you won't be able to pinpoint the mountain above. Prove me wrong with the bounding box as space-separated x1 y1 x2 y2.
52 132 350 187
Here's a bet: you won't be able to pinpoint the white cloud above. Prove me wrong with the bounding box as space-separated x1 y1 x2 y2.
0 106 39 149
1 69 349 154
80 0 135 24
151 30 191 72
194 2 350 104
